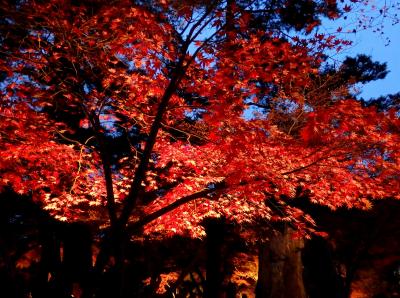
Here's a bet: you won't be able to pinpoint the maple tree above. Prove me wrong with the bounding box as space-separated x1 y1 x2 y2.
1 0 400 296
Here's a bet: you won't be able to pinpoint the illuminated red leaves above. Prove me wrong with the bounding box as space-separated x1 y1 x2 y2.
0 104 106 221
142 98 400 237
1 0 399 240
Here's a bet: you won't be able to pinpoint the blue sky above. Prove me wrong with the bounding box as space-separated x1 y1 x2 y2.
350 25 400 99
321 3 400 99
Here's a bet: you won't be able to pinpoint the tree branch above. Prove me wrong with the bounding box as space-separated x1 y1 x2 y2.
118 48 189 227
128 183 225 233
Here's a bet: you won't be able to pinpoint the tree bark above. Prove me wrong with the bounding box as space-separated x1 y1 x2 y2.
204 218 225 298
63 222 92 297
302 236 345 298
256 226 306 298
32 222 63 298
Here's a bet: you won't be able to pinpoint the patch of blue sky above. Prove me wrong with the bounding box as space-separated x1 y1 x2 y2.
319 2 400 99
29 28 55 44
184 108 206 121
242 104 264 120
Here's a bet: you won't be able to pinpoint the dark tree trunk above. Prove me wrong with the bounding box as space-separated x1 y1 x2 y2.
302 236 345 298
32 222 63 298
204 218 225 298
63 222 93 297
256 226 306 298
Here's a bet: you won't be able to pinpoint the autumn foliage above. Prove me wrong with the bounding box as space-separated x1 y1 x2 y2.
0 0 399 296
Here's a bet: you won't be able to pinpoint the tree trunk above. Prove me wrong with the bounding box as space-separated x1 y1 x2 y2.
204 218 225 298
256 226 306 298
63 222 93 297
32 222 64 298
302 236 345 298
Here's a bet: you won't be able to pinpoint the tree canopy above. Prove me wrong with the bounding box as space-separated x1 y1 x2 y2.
0 0 399 296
